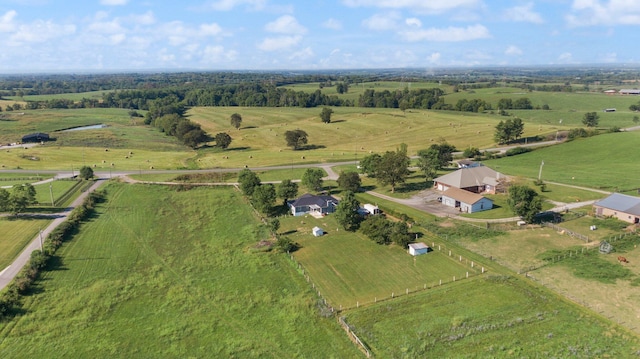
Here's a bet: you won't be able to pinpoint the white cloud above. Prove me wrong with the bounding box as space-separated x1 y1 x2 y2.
505 45 523 56
202 45 238 62
200 23 223 36
504 3 544 24
100 0 128 5
558 52 573 62
399 24 490 42
342 0 480 14
567 0 640 26
289 47 314 60
323 18 342 30
9 20 76 44
405 17 422 27
265 15 306 34
427 52 441 64
208 0 267 11
0 10 17 33
257 35 302 51
363 12 400 31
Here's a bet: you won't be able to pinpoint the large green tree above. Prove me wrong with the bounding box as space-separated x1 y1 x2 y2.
277 179 298 205
0 188 9 212
79 166 94 180
214 132 232 149
359 153 382 177
582 112 599 127
230 113 242 130
416 147 439 181
284 129 308 150
334 191 361 231
9 183 36 215
337 171 361 192
252 184 276 215
360 215 391 245
301 168 324 192
320 107 333 124
237 169 261 196
507 185 542 223
494 118 524 144
375 144 410 193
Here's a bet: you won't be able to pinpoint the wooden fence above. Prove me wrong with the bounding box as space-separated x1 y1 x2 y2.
339 316 372 358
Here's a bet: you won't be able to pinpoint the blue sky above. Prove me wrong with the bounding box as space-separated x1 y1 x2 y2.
0 0 638 72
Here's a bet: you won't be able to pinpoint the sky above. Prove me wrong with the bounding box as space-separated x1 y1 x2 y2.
0 0 639 72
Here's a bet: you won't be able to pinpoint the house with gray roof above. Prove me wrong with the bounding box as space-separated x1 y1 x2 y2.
593 193 640 224
288 193 338 217
433 165 503 194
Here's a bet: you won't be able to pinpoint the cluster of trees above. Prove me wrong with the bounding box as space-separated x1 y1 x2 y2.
144 96 209 149
452 98 492 112
357 88 444 109
237 169 298 217
416 142 456 181
359 144 410 192
494 118 524 144
0 184 36 216
508 185 542 223
497 98 534 110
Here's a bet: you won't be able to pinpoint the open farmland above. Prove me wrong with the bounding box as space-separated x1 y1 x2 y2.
0 183 359 358
0 217 51 270
345 275 640 358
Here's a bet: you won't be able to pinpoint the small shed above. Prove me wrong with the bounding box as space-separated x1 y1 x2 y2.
312 226 324 237
408 242 430 256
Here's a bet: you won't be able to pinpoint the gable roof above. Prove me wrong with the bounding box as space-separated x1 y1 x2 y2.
442 187 490 205
289 193 338 208
594 193 640 216
408 242 429 250
434 165 500 189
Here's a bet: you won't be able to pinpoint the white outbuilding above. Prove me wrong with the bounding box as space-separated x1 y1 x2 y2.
408 242 430 256
312 226 324 237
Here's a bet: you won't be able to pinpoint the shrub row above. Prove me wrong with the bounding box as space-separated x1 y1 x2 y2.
0 189 106 320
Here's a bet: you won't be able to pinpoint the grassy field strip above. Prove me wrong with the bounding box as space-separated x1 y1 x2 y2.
0 184 359 358
0 218 51 270
345 275 640 358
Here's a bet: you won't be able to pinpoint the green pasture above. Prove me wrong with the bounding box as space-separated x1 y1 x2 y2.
486 131 640 191
281 80 450 102
0 184 358 358
444 87 640 128
345 276 640 358
280 214 480 309
32 179 83 206
0 173 54 187
7 90 113 102
0 217 51 270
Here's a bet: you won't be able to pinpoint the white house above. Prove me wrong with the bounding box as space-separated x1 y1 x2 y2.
408 243 430 256
312 226 324 237
441 187 493 213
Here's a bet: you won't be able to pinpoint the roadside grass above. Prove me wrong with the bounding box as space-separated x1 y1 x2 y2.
485 131 640 191
0 184 359 358
31 179 80 205
0 217 51 270
345 275 640 358
279 214 480 309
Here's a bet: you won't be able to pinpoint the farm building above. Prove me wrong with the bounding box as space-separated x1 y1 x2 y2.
408 243 430 256
593 193 640 224
620 89 640 95
434 165 504 194
312 226 324 237
288 193 339 217
21 132 50 143
441 187 493 213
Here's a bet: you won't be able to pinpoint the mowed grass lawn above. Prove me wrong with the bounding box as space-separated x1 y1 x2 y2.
0 184 359 358
280 215 481 309
0 217 51 269
345 276 640 358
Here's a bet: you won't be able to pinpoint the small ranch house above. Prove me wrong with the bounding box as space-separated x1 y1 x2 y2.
408 243 430 256
289 193 339 217
441 187 493 213
434 165 503 194
593 193 640 224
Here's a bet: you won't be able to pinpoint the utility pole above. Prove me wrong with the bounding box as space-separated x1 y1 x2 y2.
39 229 43 251
538 160 544 181
49 183 54 207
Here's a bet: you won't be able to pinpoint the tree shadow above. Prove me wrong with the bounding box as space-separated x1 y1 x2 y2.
331 119 346 123
226 147 251 151
44 255 68 272
396 181 431 193
281 229 298 235
242 126 258 130
299 144 326 151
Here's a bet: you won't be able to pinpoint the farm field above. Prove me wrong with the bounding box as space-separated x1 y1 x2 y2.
0 184 359 358
280 214 482 309
0 217 51 270
345 275 640 358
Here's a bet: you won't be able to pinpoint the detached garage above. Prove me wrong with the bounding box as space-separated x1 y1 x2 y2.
441 187 493 213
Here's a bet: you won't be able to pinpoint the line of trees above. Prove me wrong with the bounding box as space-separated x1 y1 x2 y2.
144 96 209 149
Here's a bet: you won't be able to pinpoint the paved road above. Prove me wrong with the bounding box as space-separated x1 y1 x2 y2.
0 179 106 291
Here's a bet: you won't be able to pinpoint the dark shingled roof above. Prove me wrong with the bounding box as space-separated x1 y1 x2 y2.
290 193 338 208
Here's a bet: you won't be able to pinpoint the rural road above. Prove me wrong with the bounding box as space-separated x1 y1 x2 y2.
0 179 106 291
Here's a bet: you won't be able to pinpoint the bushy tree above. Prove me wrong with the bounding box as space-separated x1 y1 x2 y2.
214 132 232 149
267 218 280 234
334 191 361 231
79 166 94 180
582 112 599 127
284 129 308 150
9 183 36 215
0 188 9 212
230 113 242 130
337 171 361 192
360 215 391 244
494 117 524 144
390 221 412 248
277 179 298 205
252 184 276 215
320 107 333 123
359 153 382 177
507 185 542 223
238 169 261 196
301 168 324 192
376 144 410 193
